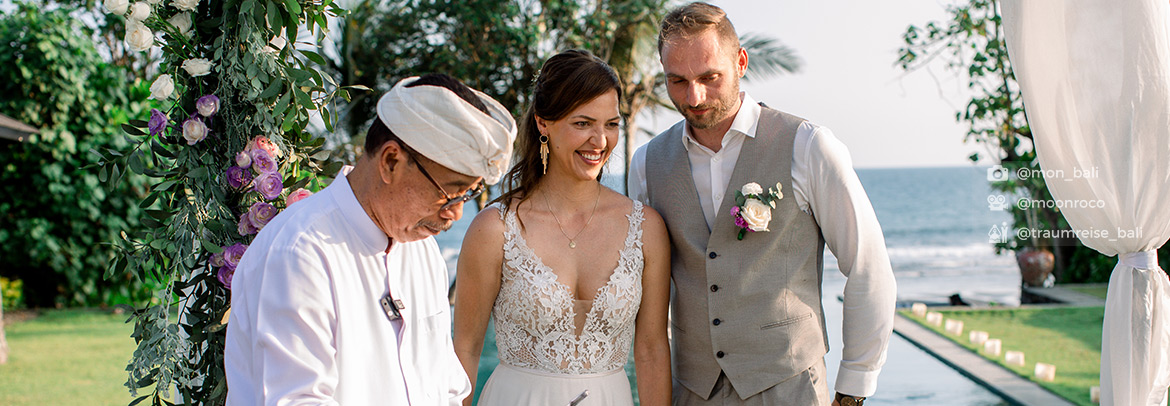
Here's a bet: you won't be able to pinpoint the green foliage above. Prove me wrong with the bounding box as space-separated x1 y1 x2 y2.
1 277 22 310
328 0 801 191
895 0 1146 283
89 0 352 403
0 3 155 307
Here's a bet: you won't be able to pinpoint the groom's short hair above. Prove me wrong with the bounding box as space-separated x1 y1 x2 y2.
364 74 490 154
658 2 741 54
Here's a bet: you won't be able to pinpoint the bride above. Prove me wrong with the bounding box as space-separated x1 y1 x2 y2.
454 49 671 406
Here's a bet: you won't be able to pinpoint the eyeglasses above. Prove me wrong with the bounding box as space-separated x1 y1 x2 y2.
404 148 484 212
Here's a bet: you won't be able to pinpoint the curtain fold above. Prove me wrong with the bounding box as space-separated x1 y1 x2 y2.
1001 0 1170 404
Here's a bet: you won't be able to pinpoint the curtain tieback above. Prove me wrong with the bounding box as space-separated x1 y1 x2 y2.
1120 250 1158 270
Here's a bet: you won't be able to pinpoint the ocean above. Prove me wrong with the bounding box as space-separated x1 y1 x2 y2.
438 166 1021 306
435 166 1017 405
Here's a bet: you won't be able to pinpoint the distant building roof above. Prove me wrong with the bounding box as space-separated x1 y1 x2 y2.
0 113 37 142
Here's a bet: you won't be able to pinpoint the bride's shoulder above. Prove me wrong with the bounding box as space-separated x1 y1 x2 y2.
467 202 508 238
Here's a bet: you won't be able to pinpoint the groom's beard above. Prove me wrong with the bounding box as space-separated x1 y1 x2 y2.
673 82 741 130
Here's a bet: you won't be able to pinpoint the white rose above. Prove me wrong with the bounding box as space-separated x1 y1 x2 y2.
740 199 772 232
167 12 192 37
148 74 174 100
172 0 199 12
125 21 154 52
182 118 209 145
181 58 212 77
145 0 162 4
128 3 150 21
740 182 763 196
104 0 129 15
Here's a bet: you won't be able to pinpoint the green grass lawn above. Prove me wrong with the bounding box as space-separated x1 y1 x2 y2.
0 309 137 406
903 306 1103 406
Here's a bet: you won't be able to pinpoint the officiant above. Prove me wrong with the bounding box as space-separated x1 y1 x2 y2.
224 74 516 405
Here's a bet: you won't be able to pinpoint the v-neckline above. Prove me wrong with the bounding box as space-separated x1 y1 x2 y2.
507 201 639 336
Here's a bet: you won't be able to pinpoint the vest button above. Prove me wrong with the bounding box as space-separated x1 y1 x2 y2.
710 285 719 292
713 318 721 326
708 252 717 259
716 351 725 358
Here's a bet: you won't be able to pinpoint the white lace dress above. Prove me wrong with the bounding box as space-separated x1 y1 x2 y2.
477 201 645 406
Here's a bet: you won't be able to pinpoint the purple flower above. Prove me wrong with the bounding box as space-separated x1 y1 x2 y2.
226 166 254 189
254 171 284 201
217 267 234 289
148 109 168 136
734 215 751 230
209 251 225 267
237 211 258 236
250 148 277 174
235 151 252 169
247 201 277 231
196 94 220 117
222 243 248 271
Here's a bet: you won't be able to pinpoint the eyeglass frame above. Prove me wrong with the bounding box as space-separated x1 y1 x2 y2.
400 145 485 212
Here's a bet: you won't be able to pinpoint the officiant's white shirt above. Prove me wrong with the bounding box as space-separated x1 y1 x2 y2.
628 92 896 397
225 166 471 406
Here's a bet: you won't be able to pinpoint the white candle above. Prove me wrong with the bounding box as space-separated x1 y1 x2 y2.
983 338 1002 356
926 311 944 326
1035 362 1056 381
969 330 989 345
945 319 964 335
911 302 928 317
1005 350 1025 366
1090 386 1100 403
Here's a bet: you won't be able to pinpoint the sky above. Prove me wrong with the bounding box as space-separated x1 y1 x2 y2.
637 0 990 169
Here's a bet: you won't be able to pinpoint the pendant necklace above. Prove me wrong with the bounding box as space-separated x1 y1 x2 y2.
543 183 600 249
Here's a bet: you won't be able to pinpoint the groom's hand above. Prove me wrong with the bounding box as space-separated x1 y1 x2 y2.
833 392 865 406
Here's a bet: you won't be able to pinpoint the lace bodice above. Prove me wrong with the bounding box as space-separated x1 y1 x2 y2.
490 200 645 374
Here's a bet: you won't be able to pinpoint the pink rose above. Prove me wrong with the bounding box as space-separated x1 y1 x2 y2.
287 188 313 205
247 135 282 159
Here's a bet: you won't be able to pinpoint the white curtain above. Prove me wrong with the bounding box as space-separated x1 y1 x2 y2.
1001 0 1170 404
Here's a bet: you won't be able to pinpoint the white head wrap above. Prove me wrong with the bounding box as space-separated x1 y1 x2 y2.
376 76 517 185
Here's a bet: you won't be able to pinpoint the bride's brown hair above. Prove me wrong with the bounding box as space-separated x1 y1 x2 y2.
492 49 622 215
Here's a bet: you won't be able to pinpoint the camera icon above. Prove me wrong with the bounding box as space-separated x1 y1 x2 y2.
987 165 1010 182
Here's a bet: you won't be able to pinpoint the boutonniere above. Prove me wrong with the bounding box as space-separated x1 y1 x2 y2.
730 182 783 240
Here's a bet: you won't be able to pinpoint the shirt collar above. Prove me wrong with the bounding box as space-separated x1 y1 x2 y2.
681 91 762 151
330 165 392 254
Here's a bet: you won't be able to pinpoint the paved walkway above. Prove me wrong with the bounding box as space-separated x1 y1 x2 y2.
892 285 1105 406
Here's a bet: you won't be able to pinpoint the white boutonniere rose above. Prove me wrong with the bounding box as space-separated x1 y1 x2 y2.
730 181 783 240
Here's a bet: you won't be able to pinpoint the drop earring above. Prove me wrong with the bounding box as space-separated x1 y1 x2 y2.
539 133 549 175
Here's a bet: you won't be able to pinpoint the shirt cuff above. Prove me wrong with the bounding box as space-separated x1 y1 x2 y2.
834 363 882 397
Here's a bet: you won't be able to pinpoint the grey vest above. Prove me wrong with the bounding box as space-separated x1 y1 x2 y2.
644 106 828 399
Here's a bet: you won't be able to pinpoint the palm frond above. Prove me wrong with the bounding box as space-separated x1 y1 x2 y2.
740 33 803 82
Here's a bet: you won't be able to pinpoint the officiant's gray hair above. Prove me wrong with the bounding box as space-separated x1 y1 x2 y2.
658 2 741 55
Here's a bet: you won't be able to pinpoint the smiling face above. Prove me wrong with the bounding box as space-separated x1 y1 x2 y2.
661 29 747 131
536 89 621 181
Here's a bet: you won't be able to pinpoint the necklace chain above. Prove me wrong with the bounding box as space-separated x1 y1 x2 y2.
542 184 601 249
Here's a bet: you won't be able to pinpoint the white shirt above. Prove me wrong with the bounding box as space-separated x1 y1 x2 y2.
628 92 896 397
225 167 471 406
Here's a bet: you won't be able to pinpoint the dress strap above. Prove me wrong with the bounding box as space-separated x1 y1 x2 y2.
624 200 645 250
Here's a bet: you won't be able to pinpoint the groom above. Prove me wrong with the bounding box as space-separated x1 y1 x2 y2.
628 3 896 405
